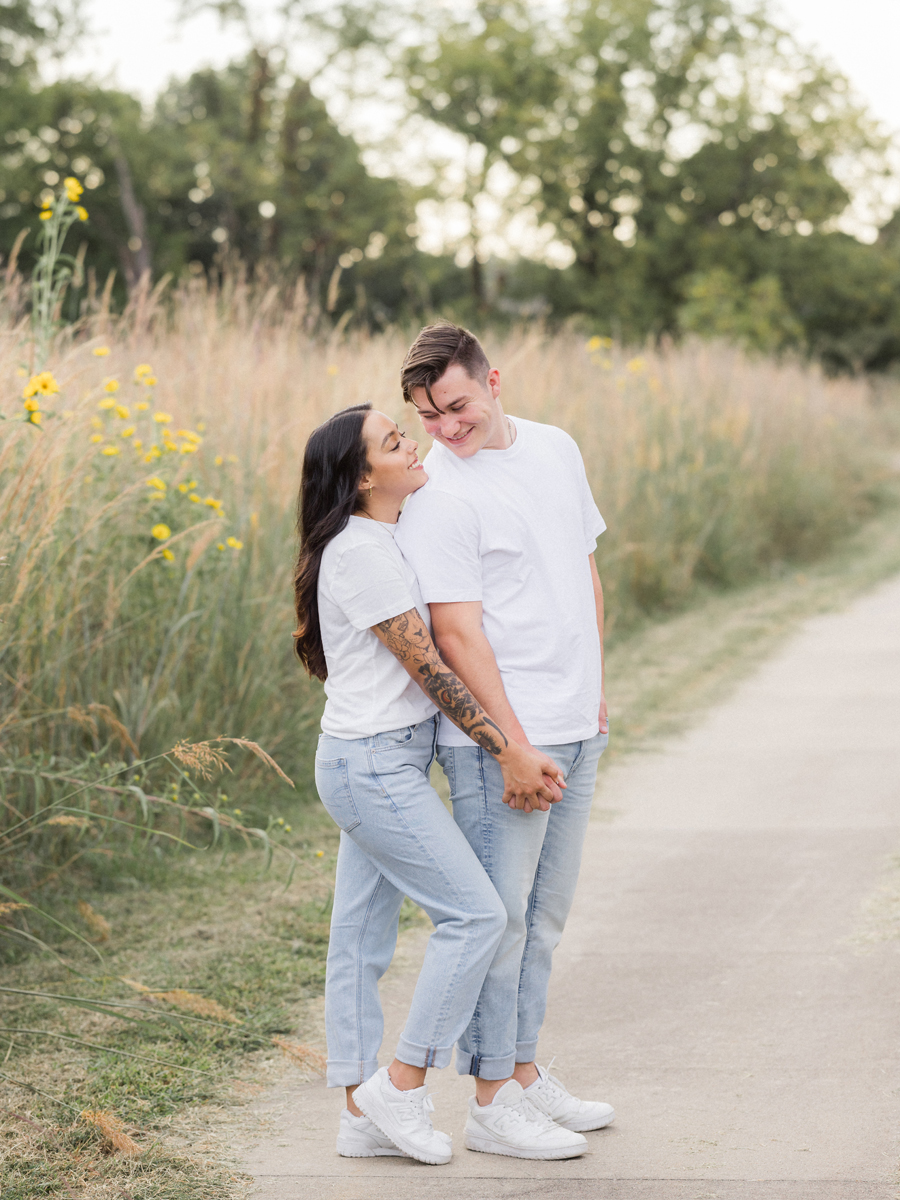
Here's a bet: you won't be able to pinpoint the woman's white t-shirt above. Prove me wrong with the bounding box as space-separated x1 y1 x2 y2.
317 515 437 740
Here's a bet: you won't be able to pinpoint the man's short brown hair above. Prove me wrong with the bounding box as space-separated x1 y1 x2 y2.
400 321 490 406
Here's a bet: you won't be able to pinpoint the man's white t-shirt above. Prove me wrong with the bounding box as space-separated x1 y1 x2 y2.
317 515 437 739
395 416 605 748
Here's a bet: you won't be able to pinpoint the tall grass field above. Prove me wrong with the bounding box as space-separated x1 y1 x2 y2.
3 281 890 809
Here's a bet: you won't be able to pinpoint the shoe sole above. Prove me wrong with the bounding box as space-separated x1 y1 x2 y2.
464 1132 586 1160
354 1092 451 1165
337 1144 407 1157
557 1111 616 1132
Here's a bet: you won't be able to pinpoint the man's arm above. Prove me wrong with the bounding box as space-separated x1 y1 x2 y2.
373 608 563 811
429 600 564 807
589 554 608 735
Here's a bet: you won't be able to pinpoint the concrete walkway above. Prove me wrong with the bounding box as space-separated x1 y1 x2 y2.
239 576 900 1199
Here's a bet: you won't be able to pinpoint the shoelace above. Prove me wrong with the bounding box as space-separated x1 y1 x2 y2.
492 1091 559 1135
393 1088 437 1131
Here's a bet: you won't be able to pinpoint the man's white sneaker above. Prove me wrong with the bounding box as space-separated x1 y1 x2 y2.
523 1062 615 1132
352 1067 452 1165
463 1080 587 1160
336 1109 408 1157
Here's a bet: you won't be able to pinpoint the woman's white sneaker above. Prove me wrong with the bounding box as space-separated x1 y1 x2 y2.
336 1109 408 1157
463 1080 587 1159
523 1063 615 1132
352 1067 452 1165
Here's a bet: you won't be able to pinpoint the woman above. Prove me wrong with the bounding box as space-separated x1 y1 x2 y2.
293 403 563 1165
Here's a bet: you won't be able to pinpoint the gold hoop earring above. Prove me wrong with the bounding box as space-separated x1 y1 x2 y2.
368 486 373 498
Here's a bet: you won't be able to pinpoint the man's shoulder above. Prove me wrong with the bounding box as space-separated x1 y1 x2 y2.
399 483 478 529
514 416 578 453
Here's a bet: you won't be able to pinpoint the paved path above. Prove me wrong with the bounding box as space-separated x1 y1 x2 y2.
239 576 900 1199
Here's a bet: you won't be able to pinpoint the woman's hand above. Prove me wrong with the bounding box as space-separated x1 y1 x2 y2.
496 742 566 813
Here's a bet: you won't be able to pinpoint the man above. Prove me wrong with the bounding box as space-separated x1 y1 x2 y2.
395 322 614 1160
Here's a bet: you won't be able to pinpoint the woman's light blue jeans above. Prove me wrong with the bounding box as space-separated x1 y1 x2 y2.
438 730 608 1080
315 715 507 1088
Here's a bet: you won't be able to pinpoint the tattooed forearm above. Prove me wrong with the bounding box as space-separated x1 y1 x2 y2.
374 610 509 757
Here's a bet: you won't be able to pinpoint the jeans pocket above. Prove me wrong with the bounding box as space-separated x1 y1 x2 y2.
315 757 360 832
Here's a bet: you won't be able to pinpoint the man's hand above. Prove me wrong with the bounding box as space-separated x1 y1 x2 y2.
598 692 608 736
497 743 566 813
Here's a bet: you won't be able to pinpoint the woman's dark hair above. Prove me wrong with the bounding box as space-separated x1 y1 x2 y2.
292 403 371 680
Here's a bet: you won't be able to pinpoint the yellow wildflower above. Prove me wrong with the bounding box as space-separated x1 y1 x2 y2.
135 400 149 411
134 364 152 379
41 197 52 210
121 426 135 438
189 494 201 503
90 416 103 429
93 346 110 357
626 357 646 373
64 176 83 201
90 433 103 444
23 371 60 399
179 442 198 454
151 523 171 541
114 404 129 419
214 455 223 466
77 206 88 221
146 477 166 492
39 210 52 220
203 496 223 512
177 482 188 493
133 439 143 451
176 429 202 443
226 454 238 463
23 397 40 412
226 536 243 550
101 445 120 456
144 446 161 462
217 542 225 550
316 850 324 858
162 548 175 562
143 376 158 386
97 397 115 410
28 410 42 425
104 380 119 393
188 480 197 489
154 412 172 424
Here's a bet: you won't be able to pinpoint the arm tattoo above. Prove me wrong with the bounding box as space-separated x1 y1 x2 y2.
374 610 509 757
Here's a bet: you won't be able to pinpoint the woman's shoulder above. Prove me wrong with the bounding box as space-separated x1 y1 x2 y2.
322 518 400 575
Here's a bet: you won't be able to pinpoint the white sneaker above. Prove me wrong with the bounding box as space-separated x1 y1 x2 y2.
352 1067 452 1165
336 1109 408 1157
463 1079 587 1159
524 1062 615 1132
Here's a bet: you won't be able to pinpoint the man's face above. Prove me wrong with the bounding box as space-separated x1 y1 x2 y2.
410 363 504 459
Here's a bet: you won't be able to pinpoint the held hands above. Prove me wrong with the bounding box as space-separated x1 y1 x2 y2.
497 742 566 813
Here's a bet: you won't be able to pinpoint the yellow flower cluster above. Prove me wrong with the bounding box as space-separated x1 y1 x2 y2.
21 370 60 426
65 176 83 203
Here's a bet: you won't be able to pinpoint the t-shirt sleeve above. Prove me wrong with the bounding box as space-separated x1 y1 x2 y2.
329 540 417 631
567 434 606 552
395 488 483 604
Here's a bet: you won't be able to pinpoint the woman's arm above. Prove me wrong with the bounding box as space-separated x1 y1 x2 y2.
373 608 564 812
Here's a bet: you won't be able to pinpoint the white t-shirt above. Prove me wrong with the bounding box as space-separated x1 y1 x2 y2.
317 516 437 739
395 416 605 747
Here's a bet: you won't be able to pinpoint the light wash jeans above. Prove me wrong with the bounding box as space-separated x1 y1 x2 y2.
438 730 608 1080
315 715 507 1088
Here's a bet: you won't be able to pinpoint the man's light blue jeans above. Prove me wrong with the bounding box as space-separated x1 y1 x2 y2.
438 730 608 1080
315 715 507 1088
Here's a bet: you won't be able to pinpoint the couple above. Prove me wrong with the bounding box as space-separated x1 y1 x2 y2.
292 322 611 1164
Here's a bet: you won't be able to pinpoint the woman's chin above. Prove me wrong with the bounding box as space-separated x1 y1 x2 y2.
408 468 428 491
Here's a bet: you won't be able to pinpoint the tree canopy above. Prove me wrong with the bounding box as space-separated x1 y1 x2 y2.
1 0 898 368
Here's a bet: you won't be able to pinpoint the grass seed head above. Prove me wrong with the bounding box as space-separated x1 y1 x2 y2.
80 1109 142 1156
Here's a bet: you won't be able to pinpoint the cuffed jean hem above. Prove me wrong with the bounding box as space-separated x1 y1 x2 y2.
326 1057 380 1089
396 1036 454 1071
455 1047 517 1080
515 1039 539 1064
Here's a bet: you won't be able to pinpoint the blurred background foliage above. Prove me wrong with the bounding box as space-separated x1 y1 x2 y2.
2 0 900 369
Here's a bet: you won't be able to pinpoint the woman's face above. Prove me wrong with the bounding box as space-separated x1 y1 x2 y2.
360 410 427 504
